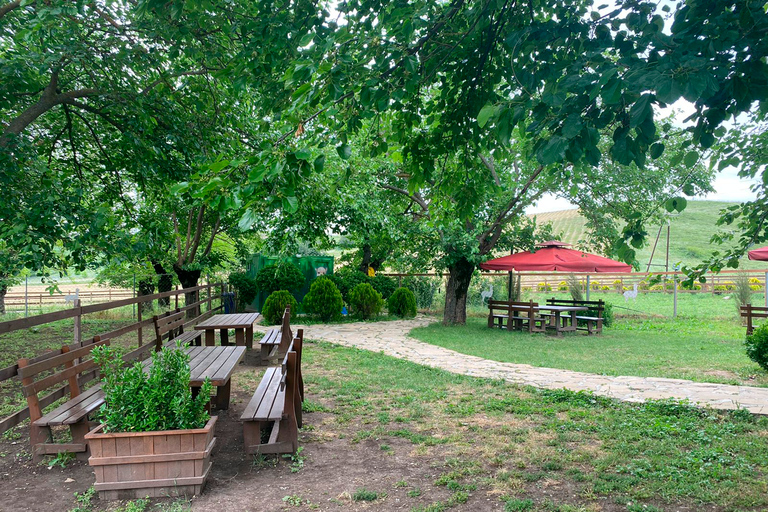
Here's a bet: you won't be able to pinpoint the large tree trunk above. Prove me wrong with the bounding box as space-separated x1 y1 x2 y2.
0 285 6 315
152 261 173 308
138 279 155 313
358 242 372 274
442 257 475 325
173 264 201 318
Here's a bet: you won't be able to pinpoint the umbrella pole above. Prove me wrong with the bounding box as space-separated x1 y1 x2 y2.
586 275 590 301
508 271 513 301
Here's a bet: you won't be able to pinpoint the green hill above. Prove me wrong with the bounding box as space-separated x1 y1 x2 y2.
529 201 767 271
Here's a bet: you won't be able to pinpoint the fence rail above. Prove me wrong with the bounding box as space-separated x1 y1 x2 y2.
0 282 226 436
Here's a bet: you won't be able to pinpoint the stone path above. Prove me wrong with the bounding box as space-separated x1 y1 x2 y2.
255 317 768 415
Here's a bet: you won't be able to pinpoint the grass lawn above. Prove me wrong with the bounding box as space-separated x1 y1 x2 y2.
416 292 768 388
300 340 768 510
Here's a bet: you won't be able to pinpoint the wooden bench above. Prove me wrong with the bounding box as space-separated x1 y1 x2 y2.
153 308 203 349
546 298 605 334
17 337 111 462
242 328 304 455
741 304 768 335
259 306 293 365
488 300 546 333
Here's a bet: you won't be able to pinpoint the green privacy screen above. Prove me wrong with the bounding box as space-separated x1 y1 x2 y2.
245 254 334 312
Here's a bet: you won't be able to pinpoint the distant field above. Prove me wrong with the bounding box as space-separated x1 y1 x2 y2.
528 200 765 270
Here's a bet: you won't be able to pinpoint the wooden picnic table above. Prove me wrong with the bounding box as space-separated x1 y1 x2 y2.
535 305 588 335
164 345 246 410
194 313 261 348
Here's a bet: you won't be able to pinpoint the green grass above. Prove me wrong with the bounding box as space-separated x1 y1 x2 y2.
531 200 767 270
411 313 768 387
305 340 768 510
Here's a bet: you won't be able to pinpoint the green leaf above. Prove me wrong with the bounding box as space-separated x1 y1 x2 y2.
299 32 314 46
536 136 569 166
630 94 653 128
477 104 496 128
313 154 325 172
682 183 696 196
295 148 312 160
169 182 189 195
283 196 299 213
700 132 715 148
683 151 699 168
238 209 258 231
665 197 688 213
336 144 352 160
561 114 583 139
650 142 665 159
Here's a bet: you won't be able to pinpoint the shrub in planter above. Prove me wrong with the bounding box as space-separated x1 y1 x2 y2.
349 283 384 319
87 345 215 499
262 290 299 325
303 276 343 322
255 262 305 294
388 287 417 318
745 323 768 371
229 272 259 311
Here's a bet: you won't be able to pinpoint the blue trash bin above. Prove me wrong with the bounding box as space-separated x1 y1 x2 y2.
222 292 236 313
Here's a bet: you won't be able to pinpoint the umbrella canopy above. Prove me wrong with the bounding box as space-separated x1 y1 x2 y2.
748 246 768 261
480 240 632 273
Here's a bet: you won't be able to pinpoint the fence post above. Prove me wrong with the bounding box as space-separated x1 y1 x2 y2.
764 272 767 309
673 275 678 318
24 276 28 317
132 273 136 319
207 281 212 312
73 298 82 347
175 285 179 309
137 301 143 347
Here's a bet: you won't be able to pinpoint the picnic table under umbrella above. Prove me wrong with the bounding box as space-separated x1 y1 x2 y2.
748 246 768 261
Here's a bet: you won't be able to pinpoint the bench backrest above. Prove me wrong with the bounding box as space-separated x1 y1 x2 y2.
152 308 186 350
489 300 539 312
279 305 293 354
547 297 604 316
17 337 110 422
280 328 304 403
741 304 768 335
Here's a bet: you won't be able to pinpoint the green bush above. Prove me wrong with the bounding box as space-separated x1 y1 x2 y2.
746 323 768 371
228 272 259 311
349 283 384 319
255 262 305 294
601 302 614 327
262 290 299 325
303 276 343 322
92 344 212 433
388 287 417 318
327 269 368 303
369 275 397 300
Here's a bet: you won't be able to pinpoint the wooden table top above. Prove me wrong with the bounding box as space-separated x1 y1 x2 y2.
194 313 261 330
536 305 589 312
140 346 245 386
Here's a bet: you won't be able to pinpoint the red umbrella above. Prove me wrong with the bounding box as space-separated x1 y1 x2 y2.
480 240 632 273
748 246 768 261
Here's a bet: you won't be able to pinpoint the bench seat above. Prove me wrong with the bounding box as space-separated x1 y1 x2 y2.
34 384 104 427
169 329 202 347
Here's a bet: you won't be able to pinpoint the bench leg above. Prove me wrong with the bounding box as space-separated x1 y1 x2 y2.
205 330 215 346
70 420 91 461
243 420 264 454
235 328 245 347
220 328 229 346
277 415 299 455
246 327 254 350
30 424 51 464
215 380 232 410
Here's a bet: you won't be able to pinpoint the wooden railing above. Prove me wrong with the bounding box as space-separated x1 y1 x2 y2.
0 283 226 435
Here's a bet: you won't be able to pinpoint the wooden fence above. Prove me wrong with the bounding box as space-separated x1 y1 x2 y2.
0 283 225 435
3 288 134 310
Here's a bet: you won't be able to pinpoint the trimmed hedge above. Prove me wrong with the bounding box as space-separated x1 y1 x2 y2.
349 283 384 319
262 290 299 325
388 287 417 318
303 276 343 322
255 262 305 294
228 272 259 311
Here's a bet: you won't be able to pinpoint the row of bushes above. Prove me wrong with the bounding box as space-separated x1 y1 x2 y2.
261 277 418 324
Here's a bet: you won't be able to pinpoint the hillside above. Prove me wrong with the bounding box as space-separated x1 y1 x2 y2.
528 201 767 271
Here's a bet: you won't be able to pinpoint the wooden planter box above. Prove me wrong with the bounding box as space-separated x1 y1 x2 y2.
84 416 217 500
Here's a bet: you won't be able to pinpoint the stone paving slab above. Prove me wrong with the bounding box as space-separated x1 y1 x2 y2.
256 317 768 415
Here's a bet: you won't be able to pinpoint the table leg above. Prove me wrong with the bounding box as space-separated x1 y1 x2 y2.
205 330 215 346
221 328 229 346
555 312 564 336
216 380 231 410
246 326 254 350
235 328 245 347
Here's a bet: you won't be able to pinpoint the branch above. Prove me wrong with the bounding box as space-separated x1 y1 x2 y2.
477 164 545 250
274 92 354 146
201 216 221 259
380 184 430 215
181 210 194 265
0 0 21 21
188 205 207 261
479 153 500 186
173 212 181 264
